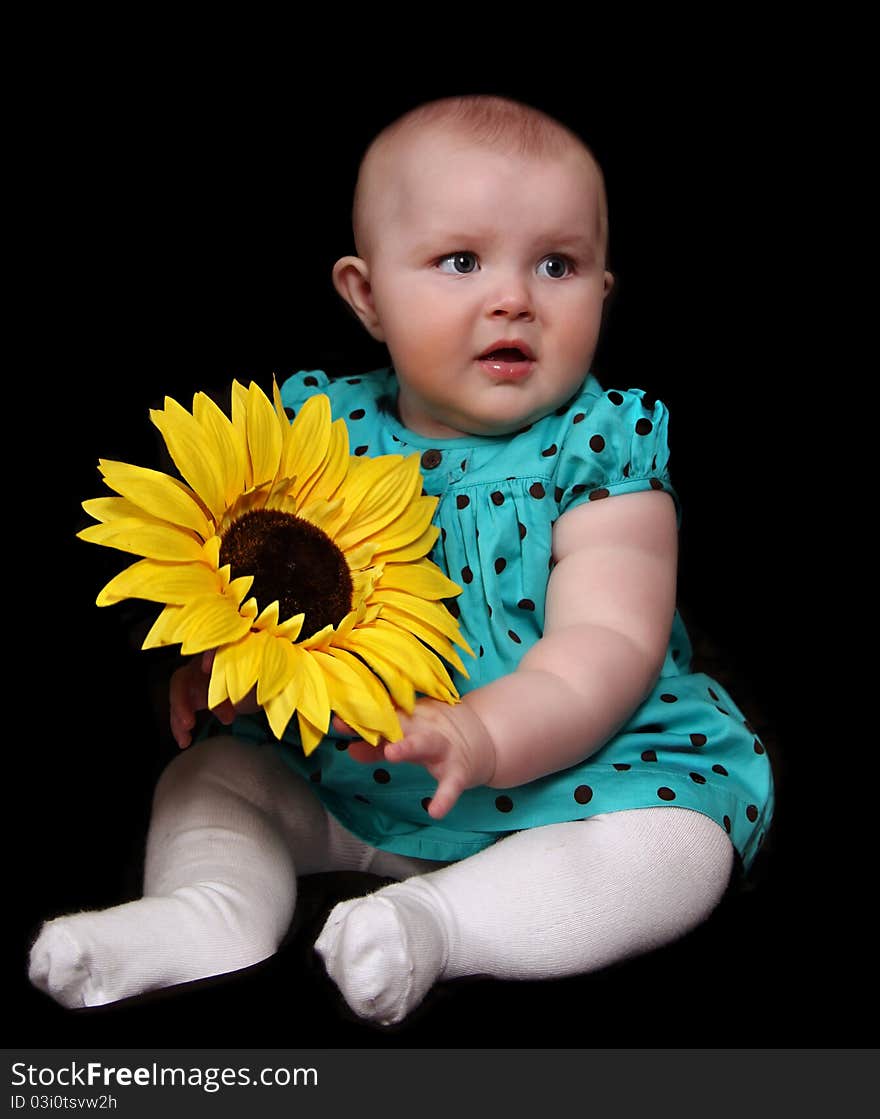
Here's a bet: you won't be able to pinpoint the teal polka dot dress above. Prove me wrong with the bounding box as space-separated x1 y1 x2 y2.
233 367 774 872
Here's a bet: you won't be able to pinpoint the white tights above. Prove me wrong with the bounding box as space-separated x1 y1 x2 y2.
29 736 734 1025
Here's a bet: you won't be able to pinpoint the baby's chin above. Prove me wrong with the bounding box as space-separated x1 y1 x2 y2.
399 388 575 440
451 398 571 438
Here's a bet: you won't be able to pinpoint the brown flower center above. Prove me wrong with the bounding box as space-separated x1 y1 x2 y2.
220 509 353 638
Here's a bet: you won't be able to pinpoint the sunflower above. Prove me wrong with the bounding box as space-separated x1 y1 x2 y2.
79 380 473 754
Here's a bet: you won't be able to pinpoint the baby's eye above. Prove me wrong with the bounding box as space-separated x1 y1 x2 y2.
437 252 479 275
538 255 573 279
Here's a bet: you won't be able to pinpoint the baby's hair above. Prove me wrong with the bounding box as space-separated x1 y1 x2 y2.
352 94 609 261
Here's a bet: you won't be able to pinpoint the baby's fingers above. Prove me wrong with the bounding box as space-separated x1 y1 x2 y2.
346 739 385 764
170 705 195 750
425 766 469 820
384 736 468 818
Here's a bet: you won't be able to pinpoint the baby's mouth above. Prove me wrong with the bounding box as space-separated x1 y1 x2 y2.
481 348 529 361
477 346 535 381
478 346 534 362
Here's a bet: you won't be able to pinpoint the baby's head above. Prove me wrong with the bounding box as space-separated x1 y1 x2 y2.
333 95 614 440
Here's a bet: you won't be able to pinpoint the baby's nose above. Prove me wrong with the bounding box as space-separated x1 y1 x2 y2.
487 277 535 319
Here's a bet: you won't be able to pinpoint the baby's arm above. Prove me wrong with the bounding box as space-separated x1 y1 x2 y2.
353 489 677 816
466 488 677 786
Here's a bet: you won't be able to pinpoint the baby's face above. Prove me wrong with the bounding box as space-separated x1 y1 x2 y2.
356 130 613 439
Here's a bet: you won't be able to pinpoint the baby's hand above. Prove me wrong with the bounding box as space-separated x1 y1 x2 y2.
334 700 497 819
169 650 258 749
170 651 218 749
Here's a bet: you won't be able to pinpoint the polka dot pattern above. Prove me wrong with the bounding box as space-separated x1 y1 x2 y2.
268 368 773 873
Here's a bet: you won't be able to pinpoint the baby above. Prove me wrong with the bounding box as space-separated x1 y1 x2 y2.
29 94 774 1026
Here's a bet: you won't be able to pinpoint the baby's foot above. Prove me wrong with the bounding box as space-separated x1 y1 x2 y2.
314 882 449 1026
28 920 96 1009
29 889 279 1008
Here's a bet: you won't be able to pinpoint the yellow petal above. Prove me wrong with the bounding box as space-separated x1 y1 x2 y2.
339 627 417 712
345 622 458 706
333 455 422 549
226 574 255 608
253 600 280 631
230 381 253 490
350 569 377 610
246 382 283 487
281 393 331 501
263 669 302 740
150 397 227 519
360 502 438 561
271 377 288 422
275 613 305 642
297 496 345 531
141 604 185 648
369 587 473 650
78 518 205 562
373 602 471 675
97 459 213 537
175 594 253 654
297 416 351 507
297 713 326 756
311 649 401 745
297 622 337 651
193 391 248 509
341 541 378 573
256 634 296 706
208 646 232 710
217 631 263 705
374 559 463 601
262 475 300 513
96 557 220 606
294 646 331 734
203 535 222 568
369 522 440 565
82 495 149 523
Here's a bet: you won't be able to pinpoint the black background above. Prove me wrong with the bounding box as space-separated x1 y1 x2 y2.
10 47 838 1049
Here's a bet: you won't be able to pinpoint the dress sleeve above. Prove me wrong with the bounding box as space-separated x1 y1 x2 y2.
279 369 331 414
555 387 678 516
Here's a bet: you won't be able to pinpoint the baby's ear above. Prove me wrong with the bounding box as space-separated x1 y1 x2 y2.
332 256 386 342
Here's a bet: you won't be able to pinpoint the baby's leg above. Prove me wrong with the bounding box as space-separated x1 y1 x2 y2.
29 736 335 1008
315 806 734 1025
